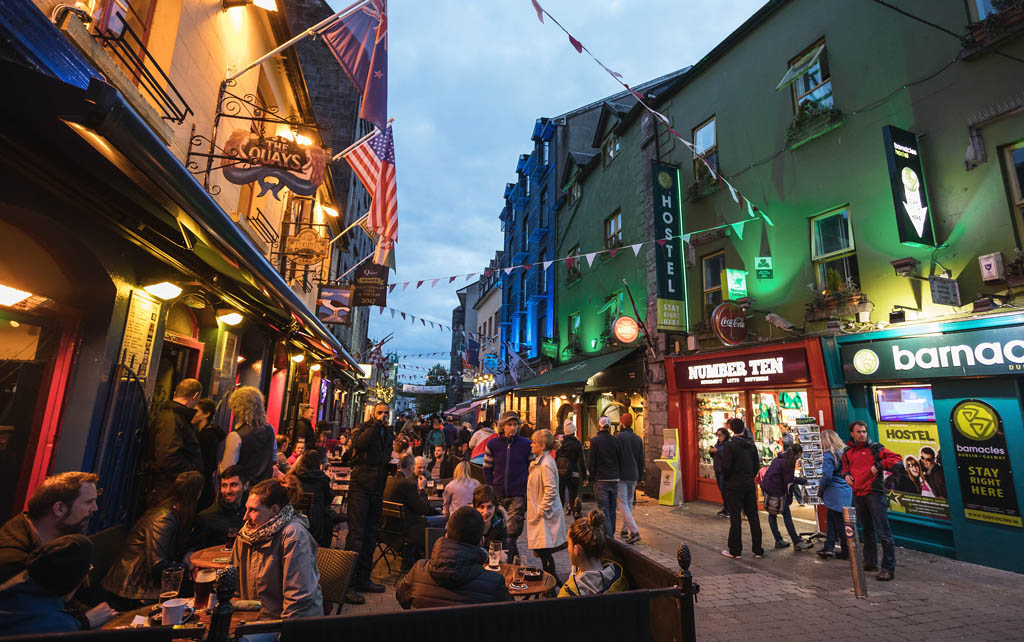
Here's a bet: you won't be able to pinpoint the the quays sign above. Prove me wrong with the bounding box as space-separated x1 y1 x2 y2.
841 325 1024 382
673 347 810 391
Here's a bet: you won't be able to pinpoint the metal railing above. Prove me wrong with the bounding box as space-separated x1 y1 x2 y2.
94 15 193 125
247 207 280 247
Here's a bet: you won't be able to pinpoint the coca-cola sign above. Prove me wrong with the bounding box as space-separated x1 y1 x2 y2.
712 302 747 346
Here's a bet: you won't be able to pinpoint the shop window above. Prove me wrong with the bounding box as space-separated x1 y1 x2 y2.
692 116 718 182
751 390 808 466
810 207 859 293
603 133 620 166
696 392 745 479
702 251 726 318
604 210 622 249
779 40 833 114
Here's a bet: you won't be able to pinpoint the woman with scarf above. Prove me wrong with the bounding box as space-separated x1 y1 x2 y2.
232 478 323 620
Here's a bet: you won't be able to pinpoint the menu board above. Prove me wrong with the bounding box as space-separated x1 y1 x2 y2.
796 417 822 505
120 291 160 380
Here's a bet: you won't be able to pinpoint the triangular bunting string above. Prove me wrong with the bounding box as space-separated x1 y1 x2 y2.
585 252 597 267
631 243 642 256
731 221 745 241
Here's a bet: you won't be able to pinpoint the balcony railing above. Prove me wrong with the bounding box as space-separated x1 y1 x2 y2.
94 15 193 125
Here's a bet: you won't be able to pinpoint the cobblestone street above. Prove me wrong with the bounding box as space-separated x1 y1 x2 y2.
342 497 1024 641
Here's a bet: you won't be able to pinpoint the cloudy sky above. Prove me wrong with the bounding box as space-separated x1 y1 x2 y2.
335 0 767 381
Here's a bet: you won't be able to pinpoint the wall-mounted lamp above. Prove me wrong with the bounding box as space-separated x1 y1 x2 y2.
236 355 246 364
320 205 338 218
890 257 921 278
291 354 305 363
222 0 277 11
0 284 32 307
591 338 599 350
310 363 322 372
143 282 182 300
216 309 244 326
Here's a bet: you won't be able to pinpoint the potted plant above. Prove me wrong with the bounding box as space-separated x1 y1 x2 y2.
785 100 845 149
805 273 870 321
969 0 1024 46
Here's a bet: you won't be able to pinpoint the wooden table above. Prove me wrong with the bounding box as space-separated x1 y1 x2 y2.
102 601 258 635
497 562 556 599
189 545 234 570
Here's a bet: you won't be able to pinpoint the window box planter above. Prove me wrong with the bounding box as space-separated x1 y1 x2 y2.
785 106 845 150
685 173 721 201
805 290 871 322
964 1 1024 59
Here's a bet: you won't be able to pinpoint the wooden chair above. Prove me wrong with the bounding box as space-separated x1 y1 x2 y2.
82 524 125 603
424 526 445 558
316 547 357 615
374 500 405 574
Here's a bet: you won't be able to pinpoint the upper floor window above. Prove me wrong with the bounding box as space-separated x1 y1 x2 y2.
542 140 550 166
811 207 859 293
540 188 548 226
605 210 622 249
970 0 998 20
702 251 726 318
604 291 624 329
567 244 581 282
1005 141 1024 207
693 117 718 182
524 179 531 198
538 263 547 294
782 40 833 113
603 133 620 166
569 181 583 205
568 312 581 343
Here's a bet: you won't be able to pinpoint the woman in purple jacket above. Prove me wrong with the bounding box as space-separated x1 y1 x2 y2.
759 445 811 550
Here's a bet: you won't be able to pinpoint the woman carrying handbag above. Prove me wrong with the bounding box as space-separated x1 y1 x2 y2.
759 445 812 550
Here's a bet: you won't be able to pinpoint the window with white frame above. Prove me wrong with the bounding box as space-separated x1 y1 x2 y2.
567 244 581 281
538 263 547 294
603 133 620 166
810 207 859 293
604 290 624 330
783 40 833 113
1005 141 1024 235
693 117 718 183
970 0 998 21
702 251 726 318
605 210 622 248
569 180 582 205
568 312 581 344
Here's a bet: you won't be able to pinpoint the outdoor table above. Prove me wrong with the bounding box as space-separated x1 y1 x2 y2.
498 562 556 599
103 600 255 634
189 545 234 570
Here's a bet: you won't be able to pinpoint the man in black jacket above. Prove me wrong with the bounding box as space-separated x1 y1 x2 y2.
588 417 622 538
718 418 764 559
190 465 248 550
615 413 644 544
395 506 511 609
384 454 440 572
289 404 318 455
146 379 202 506
345 403 392 597
556 420 586 519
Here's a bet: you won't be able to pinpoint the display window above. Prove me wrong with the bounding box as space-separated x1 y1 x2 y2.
696 392 745 479
751 389 808 466
874 384 950 520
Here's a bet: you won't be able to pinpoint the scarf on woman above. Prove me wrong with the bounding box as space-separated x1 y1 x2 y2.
239 504 295 546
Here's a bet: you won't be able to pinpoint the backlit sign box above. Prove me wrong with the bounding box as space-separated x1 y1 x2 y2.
651 161 687 332
673 347 810 391
882 125 936 247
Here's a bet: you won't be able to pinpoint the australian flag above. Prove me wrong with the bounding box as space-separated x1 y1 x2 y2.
320 0 387 130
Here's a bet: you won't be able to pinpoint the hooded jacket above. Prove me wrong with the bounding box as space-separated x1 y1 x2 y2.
615 428 645 483
759 453 806 501
0 577 83 635
587 430 622 482
0 514 39 586
395 537 511 609
291 461 336 547
557 559 628 597
483 434 532 497
718 434 759 491
842 439 902 497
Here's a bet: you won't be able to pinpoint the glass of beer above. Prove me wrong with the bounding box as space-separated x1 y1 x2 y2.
160 567 184 605
193 568 217 610
224 528 238 552
487 541 502 570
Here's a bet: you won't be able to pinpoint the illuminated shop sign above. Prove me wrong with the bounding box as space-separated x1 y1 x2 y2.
840 325 1024 382
650 161 686 332
612 315 640 344
673 347 810 391
222 130 327 200
882 125 936 247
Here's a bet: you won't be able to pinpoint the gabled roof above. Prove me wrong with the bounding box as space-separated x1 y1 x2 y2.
560 151 599 191
591 100 633 148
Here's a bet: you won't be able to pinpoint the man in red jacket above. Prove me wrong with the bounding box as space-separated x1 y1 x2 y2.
842 420 902 581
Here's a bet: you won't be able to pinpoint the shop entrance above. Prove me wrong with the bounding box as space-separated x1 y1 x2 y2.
152 303 203 407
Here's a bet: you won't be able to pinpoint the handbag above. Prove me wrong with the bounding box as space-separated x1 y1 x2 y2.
763 494 785 515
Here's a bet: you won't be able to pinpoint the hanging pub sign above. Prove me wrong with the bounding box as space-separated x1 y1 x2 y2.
222 130 327 200
482 353 500 373
711 301 748 346
285 228 329 266
882 125 936 247
612 315 640 344
316 285 353 325
352 263 390 307
673 347 811 391
721 269 748 300
650 161 686 332
949 399 1022 528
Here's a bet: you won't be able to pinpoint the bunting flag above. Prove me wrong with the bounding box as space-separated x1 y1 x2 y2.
543 260 553 270
585 252 597 267
731 221 745 240
631 243 642 256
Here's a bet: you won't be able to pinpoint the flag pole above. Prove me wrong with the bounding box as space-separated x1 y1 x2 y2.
225 0 371 82
328 213 369 246
332 117 395 161
336 250 375 282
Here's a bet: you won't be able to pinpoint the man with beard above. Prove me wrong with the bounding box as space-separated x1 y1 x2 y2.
0 472 116 628
191 465 249 550
344 402 392 603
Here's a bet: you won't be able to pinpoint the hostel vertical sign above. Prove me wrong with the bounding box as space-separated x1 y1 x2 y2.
882 125 936 247
949 399 1021 528
651 161 686 331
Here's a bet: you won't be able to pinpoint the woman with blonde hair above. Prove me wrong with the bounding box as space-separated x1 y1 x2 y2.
526 429 566 583
219 386 277 483
442 461 480 515
818 429 853 559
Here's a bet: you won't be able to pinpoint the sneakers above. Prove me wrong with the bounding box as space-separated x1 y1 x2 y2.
795 540 814 551
626 532 641 545
817 550 835 559
721 549 741 559
876 569 894 581
775 540 790 549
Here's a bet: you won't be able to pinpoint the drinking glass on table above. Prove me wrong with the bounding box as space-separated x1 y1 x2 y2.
224 528 238 552
193 568 217 610
487 541 502 570
160 567 184 604
509 555 528 590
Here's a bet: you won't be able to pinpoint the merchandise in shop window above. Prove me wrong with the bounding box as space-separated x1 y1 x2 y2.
751 390 808 466
696 392 744 479
795 417 823 505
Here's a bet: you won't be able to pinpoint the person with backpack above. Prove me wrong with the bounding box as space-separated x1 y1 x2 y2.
818 429 853 559
842 420 901 581
759 445 811 550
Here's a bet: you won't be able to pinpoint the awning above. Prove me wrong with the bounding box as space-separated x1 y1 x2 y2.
514 348 637 396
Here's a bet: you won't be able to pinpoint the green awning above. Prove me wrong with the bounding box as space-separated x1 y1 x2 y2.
514 348 637 396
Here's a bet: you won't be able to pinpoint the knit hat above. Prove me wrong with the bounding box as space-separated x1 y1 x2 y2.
620 413 633 427
563 419 576 435
498 411 520 426
598 417 611 429
27 534 93 596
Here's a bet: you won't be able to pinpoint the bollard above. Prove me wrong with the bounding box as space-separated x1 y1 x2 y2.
206 566 237 642
842 506 868 598
676 544 700 642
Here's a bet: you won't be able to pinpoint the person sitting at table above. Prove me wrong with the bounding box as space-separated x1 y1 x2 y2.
233 478 323 620
384 454 441 573
191 465 249 550
337 434 352 466
431 444 459 480
557 510 628 597
290 450 336 548
443 462 480 516
414 455 432 482
286 439 307 468
395 506 511 609
391 435 410 462
102 471 203 609
473 485 508 551
0 535 95 634
526 429 566 585
275 435 291 474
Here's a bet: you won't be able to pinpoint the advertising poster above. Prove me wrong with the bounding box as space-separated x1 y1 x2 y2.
949 399 1022 528
878 421 950 520
316 286 352 325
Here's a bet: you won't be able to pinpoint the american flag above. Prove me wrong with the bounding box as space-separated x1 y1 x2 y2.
342 124 397 265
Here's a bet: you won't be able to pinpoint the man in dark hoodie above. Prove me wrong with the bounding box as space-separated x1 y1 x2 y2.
588 416 622 538
718 418 764 559
146 378 203 506
483 411 532 561
0 534 95 634
395 506 511 609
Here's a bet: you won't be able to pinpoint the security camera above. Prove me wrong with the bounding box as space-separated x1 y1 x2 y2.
890 257 920 277
766 313 798 332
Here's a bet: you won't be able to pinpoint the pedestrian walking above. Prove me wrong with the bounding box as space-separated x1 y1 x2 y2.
710 428 730 517
556 419 586 519
843 420 901 581
344 402 392 602
818 429 853 559
760 445 812 550
525 429 566 584
719 418 764 559
615 413 643 544
482 411 531 562
588 416 622 538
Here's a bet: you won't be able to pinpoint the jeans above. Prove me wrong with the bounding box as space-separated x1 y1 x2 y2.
593 480 619 537
345 483 383 585
725 487 763 557
715 474 728 509
823 508 849 555
617 481 639 535
560 473 581 515
498 495 525 561
854 492 895 571
768 500 800 543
